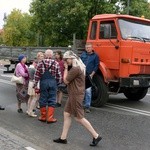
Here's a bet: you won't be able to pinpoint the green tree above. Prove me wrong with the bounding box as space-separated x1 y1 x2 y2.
30 0 119 46
0 30 3 45
118 0 150 18
3 9 36 46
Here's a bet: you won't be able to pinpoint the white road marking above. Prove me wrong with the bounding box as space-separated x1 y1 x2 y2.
25 147 36 150
0 78 150 116
0 79 15 86
106 103 150 116
1 74 13 78
0 68 5 71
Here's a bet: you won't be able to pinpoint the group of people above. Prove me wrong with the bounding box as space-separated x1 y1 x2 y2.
12 43 101 146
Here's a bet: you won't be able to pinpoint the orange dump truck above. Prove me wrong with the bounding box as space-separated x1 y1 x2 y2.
87 14 150 107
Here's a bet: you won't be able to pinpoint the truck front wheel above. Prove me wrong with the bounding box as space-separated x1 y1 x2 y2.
91 74 108 107
123 88 148 101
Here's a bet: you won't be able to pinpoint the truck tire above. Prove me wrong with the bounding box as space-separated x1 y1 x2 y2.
123 88 148 101
91 74 108 107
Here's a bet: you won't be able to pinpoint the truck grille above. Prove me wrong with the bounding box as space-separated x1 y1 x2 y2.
140 65 150 74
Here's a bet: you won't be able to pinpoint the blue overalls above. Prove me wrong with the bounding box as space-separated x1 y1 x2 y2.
39 61 57 108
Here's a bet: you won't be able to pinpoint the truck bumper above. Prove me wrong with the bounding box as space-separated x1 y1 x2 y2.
120 77 150 88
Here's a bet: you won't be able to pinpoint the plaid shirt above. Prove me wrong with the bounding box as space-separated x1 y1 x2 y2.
34 59 62 86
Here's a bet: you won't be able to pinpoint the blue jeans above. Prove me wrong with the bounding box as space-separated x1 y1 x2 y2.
83 87 92 108
39 79 57 108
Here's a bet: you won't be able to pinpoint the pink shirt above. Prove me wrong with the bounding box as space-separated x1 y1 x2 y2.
15 63 29 81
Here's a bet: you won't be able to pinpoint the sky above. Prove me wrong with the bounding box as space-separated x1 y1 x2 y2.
0 0 32 29
0 0 150 29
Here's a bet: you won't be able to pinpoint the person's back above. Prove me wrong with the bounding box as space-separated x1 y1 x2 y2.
34 49 62 123
34 58 62 85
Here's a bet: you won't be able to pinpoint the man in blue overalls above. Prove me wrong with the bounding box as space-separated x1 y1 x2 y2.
34 49 62 123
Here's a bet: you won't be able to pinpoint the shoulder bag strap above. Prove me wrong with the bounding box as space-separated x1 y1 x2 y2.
48 60 55 70
42 60 55 71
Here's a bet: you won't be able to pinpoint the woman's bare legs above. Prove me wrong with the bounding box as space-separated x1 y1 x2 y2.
57 91 63 104
75 117 99 139
27 96 32 113
18 101 21 109
60 112 72 139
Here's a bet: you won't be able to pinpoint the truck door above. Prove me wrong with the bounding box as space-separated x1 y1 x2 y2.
93 20 120 79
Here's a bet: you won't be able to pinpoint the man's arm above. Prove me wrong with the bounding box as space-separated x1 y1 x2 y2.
90 54 99 78
33 63 41 87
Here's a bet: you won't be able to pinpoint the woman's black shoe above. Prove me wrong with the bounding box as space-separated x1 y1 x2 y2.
0 105 5 110
17 108 23 113
53 138 67 144
90 135 102 146
55 103 61 107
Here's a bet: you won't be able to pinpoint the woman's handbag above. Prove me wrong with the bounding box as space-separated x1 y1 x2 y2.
58 83 68 94
11 68 24 84
86 75 98 99
11 75 24 84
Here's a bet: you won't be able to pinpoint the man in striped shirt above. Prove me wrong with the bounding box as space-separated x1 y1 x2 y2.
34 49 62 123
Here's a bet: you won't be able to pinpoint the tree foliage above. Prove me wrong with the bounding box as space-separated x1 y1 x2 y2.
3 9 36 46
30 0 119 46
2 0 150 46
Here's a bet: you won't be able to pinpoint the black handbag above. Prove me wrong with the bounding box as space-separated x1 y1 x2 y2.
86 75 98 99
58 83 68 94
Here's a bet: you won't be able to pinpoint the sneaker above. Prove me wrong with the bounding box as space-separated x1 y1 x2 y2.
85 108 91 113
55 103 61 107
28 112 37 117
53 138 67 144
90 135 102 146
26 110 29 114
17 108 23 113
36 106 40 109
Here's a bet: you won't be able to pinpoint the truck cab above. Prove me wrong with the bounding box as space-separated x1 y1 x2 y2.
87 14 150 107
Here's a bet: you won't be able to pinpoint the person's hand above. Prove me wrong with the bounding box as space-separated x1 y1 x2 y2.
89 74 94 79
32 84 37 89
64 62 68 69
35 88 40 94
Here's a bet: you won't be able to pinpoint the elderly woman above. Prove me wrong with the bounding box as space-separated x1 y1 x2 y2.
15 54 29 113
53 51 102 146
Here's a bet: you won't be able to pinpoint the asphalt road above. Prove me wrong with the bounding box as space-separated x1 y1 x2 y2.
0 67 150 150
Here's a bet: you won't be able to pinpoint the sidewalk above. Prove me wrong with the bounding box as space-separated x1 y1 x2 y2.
0 127 45 150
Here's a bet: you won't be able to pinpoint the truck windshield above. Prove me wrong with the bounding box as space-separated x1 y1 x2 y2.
118 19 150 42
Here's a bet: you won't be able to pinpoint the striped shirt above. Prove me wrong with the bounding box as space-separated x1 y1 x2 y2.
34 59 62 86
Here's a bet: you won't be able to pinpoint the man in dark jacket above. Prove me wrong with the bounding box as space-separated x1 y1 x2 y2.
80 43 99 113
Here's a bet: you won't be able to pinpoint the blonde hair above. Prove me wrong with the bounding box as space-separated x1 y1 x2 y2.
37 52 44 60
63 51 86 75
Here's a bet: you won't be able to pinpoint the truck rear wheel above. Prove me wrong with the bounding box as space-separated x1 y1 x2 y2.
123 88 148 101
91 74 108 107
